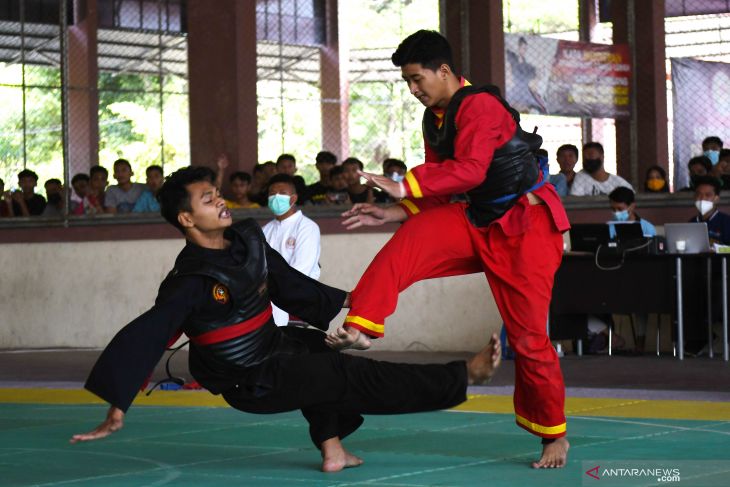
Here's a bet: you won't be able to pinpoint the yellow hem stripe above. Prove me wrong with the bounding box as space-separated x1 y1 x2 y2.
345 315 385 335
405 171 423 198
515 413 567 435
400 198 420 215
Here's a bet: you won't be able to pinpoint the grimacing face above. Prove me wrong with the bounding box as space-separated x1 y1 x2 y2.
179 180 232 233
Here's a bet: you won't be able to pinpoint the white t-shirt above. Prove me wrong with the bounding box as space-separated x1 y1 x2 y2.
262 210 321 326
569 170 633 196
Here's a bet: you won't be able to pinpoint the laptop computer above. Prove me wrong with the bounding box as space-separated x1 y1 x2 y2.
613 221 645 243
664 222 711 254
569 223 611 252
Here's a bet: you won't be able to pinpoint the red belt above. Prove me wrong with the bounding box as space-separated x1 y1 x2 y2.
189 306 272 346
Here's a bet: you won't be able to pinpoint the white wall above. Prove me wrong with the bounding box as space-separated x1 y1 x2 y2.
0 233 503 351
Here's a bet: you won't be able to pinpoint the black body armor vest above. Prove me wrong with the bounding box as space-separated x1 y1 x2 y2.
162 220 300 369
423 84 543 227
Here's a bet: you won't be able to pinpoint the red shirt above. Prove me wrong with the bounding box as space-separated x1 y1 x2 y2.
400 90 569 236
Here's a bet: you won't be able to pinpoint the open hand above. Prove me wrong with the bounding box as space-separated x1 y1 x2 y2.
70 406 124 443
357 170 404 198
341 203 387 230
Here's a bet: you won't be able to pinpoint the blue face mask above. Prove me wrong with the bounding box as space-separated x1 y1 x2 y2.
613 209 630 222
389 172 404 183
704 150 720 166
268 194 292 216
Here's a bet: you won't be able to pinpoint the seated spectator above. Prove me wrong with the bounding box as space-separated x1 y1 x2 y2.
70 173 90 215
11 169 46 216
0 177 12 217
87 165 108 214
342 157 374 204
680 156 713 192
326 166 351 204
644 165 669 193
543 148 568 197
702 135 723 167
306 151 337 205
276 153 307 200
133 165 164 213
104 159 146 214
607 187 656 238
555 143 579 190
690 175 730 245
570 142 632 196
719 149 730 190
225 171 260 209
262 174 321 326
250 161 277 206
376 158 408 203
41 178 65 217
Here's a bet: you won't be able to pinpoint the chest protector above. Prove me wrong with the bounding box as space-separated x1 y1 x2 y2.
423 84 543 227
162 220 294 369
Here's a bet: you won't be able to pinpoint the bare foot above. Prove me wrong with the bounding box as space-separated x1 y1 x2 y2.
325 326 372 351
532 437 570 469
467 333 502 385
321 437 364 473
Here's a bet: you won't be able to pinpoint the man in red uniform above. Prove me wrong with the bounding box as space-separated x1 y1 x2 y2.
325 30 571 468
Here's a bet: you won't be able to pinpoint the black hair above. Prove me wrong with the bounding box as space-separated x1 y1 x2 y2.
693 175 722 196
582 142 604 155
146 164 163 176
45 178 62 187
702 136 723 149
89 165 108 177
157 166 216 234
518 37 528 46
342 157 364 170
276 153 296 165
688 155 712 173
0 177 4 186
113 158 132 170
229 171 252 184
391 29 456 73
557 144 579 158
316 151 337 165
384 158 407 173
721 148 730 160
329 166 345 178
608 186 635 205
71 173 90 185
18 169 39 181
536 148 548 158
267 173 297 194
644 165 669 192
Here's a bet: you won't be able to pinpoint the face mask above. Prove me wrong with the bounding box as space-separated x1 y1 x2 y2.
268 194 292 216
646 179 665 191
695 199 714 216
613 209 630 221
389 172 404 183
704 150 720 166
583 158 602 174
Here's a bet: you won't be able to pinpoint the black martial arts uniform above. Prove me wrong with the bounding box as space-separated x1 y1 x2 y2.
85 219 467 446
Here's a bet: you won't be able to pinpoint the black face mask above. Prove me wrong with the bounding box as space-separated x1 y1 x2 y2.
47 193 62 206
583 158 602 174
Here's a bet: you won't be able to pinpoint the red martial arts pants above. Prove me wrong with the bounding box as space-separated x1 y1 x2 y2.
345 202 567 438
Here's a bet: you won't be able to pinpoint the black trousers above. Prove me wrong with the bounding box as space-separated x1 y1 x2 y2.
222 327 468 447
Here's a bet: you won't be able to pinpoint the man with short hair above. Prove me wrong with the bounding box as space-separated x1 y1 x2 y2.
263 173 321 326
104 159 146 214
306 151 337 205
133 165 165 213
691 175 730 245
276 153 307 199
569 142 633 196
702 135 723 167
11 169 46 216
41 178 65 217
330 30 570 468
69 165 502 474
70 173 90 215
555 144 579 189
87 165 109 213
681 156 715 192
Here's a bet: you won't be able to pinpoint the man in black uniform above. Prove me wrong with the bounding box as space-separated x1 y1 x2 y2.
70 166 501 473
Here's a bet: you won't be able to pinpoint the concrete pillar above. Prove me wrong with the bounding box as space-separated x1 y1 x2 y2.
613 0 668 189
187 0 258 178
319 0 349 161
441 0 505 91
579 0 597 146
67 0 99 177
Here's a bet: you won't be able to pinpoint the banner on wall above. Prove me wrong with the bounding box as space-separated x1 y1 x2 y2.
671 57 730 190
504 34 631 119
